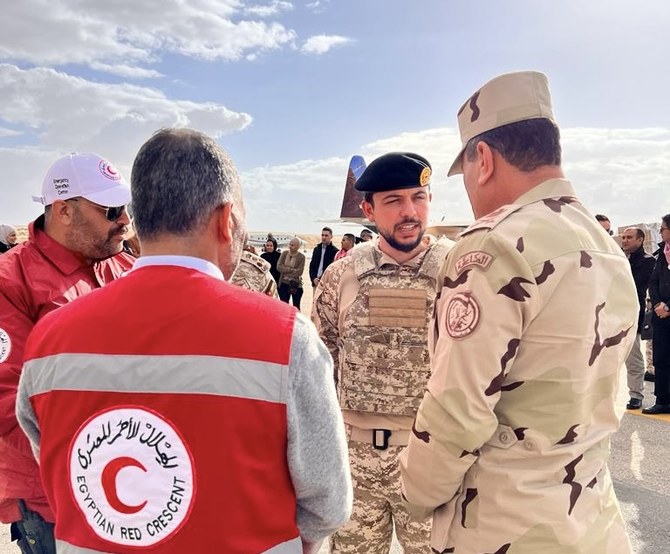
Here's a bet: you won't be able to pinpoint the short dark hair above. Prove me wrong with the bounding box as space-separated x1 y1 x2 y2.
633 228 645 240
662 214 670 229
131 128 241 240
595 214 610 223
322 226 333 234
343 233 356 243
464 118 561 172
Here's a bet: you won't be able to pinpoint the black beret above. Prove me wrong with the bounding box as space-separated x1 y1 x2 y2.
355 152 432 193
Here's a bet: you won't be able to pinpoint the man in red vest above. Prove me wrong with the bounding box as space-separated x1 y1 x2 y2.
16 128 352 553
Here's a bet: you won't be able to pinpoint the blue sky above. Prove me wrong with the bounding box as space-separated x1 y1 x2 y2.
1 0 669 235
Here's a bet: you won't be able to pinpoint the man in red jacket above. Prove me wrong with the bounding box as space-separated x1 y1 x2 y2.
0 152 134 553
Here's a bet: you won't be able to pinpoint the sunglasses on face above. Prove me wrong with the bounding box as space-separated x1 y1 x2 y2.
68 197 127 221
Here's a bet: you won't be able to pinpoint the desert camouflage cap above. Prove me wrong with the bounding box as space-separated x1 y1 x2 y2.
448 71 556 176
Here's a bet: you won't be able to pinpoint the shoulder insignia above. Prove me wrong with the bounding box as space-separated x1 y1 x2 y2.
241 250 269 273
454 251 493 274
445 291 481 339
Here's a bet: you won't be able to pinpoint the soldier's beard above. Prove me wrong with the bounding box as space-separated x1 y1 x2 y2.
378 220 425 253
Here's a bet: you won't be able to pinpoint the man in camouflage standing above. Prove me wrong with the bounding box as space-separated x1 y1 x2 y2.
313 152 453 553
400 71 638 553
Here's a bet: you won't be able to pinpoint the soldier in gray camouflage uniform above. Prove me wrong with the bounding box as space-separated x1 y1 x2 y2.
312 152 454 553
400 71 638 553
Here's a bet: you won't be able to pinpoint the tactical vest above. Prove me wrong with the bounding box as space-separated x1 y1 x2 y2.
339 240 451 416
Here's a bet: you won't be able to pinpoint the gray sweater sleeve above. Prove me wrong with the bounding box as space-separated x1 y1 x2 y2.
16 362 41 461
287 312 352 542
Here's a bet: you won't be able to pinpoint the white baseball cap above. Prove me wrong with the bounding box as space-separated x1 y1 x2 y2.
33 152 131 207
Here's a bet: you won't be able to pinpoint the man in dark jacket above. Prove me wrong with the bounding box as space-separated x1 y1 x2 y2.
643 215 670 414
621 227 656 409
309 226 339 287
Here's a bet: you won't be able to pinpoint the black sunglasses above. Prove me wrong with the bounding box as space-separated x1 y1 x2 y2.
68 198 127 222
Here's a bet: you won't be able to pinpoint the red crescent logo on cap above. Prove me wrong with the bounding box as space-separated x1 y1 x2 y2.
99 160 121 181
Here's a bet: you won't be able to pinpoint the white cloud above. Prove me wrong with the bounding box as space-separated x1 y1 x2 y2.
4 121 668 235
245 1 294 17
0 63 253 224
301 34 351 55
305 0 327 12
0 64 252 151
239 126 670 233
0 0 297 72
89 63 164 80
0 127 22 138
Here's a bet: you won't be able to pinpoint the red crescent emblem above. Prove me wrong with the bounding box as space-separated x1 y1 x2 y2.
101 457 148 514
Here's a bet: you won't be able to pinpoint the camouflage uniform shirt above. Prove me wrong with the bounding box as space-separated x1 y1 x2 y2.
400 179 638 553
231 250 278 297
313 239 452 432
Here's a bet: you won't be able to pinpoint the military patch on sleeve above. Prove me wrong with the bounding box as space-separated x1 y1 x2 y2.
445 292 481 339
0 328 11 363
454 251 493 274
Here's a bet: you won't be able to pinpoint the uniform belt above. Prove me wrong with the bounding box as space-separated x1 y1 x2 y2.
348 426 411 450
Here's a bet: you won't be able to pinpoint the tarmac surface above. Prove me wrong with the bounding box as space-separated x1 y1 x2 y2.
2 373 667 553
1 262 668 553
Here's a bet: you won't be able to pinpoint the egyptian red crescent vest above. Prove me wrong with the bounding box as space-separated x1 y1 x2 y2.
22 265 301 553
338 240 451 416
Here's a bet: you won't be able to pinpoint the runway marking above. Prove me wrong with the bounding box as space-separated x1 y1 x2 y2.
629 430 643 481
624 410 670 423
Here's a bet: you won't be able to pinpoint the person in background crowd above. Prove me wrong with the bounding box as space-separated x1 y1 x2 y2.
16 128 352 553
620 227 655 410
313 152 453 553
359 229 374 243
400 71 637 553
309 226 338 287
643 213 670 414
261 237 281 283
277 237 306 309
0 152 134 554
0 225 18 253
334 233 356 261
596 213 614 235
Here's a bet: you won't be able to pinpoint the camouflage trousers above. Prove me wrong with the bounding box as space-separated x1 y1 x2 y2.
330 440 431 553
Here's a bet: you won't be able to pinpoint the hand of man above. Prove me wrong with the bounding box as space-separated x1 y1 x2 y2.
313 277 320 287
654 302 669 318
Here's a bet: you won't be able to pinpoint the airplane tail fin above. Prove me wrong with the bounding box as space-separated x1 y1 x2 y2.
339 155 367 219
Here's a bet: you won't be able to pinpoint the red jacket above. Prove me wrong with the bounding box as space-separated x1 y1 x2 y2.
19 265 301 552
0 217 134 523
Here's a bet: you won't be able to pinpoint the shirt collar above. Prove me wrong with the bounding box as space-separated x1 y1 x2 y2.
29 215 91 275
376 244 428 268
513 178 577 207
132 255 224 280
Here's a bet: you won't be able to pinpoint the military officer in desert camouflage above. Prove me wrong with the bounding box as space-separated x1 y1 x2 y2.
312 152 453 553
400 71 638 553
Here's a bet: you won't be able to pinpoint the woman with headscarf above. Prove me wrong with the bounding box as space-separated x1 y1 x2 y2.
0 225 17 253
643 213 670 414
260 237 281 284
